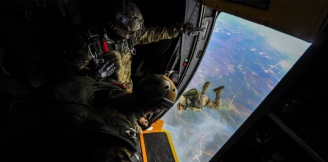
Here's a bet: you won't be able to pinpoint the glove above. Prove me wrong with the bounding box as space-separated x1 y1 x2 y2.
103 52 120 68
96 60 116 78
173 22 185 33
96 52 121 79
182 23 205 37
173 22 205 36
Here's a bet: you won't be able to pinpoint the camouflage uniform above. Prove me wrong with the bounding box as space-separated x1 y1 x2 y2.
178 83 224 112
122 26 180 90
61 25 180 92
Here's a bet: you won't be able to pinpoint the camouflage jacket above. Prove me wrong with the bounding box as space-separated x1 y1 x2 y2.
178 88 221 111
178 89 203 111
63 25 180 92
115 25 180 91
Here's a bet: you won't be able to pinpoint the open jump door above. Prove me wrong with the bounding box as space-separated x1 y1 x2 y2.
139 120 179 162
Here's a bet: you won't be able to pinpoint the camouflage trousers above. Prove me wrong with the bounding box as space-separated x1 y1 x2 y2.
194 94 222 110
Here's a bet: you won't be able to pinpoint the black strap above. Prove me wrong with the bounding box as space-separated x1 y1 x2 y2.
127 35 136 55
86 28 105 66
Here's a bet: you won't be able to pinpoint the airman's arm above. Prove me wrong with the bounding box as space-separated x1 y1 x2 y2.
135 25 180 45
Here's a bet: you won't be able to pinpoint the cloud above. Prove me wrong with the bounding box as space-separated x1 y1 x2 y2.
162 107 237 162
250 22 311 58
279 60 293 72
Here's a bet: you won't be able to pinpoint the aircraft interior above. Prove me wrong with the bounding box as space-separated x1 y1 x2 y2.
1 0 328 162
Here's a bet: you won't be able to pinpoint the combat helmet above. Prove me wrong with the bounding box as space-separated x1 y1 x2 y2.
105 0 144 40
137 74 178 114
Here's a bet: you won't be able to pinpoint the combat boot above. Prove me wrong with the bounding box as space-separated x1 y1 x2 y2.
214 86 224 97
201 82 211 94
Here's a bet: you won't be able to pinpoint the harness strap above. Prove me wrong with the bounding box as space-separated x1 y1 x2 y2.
87 28 135 55
127 35 136 55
